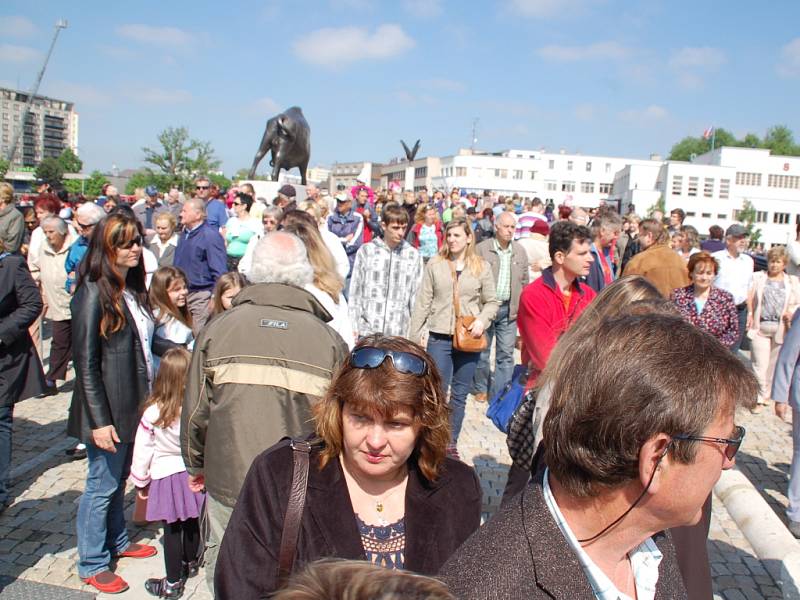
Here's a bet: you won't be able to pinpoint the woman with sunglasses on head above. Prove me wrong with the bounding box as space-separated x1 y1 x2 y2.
222 192 261 272
215 335 482 598
67 212 178 595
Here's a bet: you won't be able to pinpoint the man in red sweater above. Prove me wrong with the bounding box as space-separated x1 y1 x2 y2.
518 221 597 383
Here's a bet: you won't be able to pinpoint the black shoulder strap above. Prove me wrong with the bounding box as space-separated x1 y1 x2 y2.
277 439 312 587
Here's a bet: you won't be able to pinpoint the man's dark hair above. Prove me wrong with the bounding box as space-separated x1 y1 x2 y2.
549 221 591 260
381 202 408 226
532 197 543 207
670 208 686 222
709 225 724 240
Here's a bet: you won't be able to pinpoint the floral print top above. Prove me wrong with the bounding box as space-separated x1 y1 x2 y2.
671 285 739 348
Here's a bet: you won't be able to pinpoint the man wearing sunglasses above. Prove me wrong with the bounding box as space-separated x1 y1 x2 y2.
195 176 228 231
441 312 758 599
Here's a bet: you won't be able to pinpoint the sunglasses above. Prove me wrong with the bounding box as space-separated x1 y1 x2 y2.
118 235 144 250
196 185 210 190
673 425 745 461
350 347 427 376
76 221 94 229
232 201 242 206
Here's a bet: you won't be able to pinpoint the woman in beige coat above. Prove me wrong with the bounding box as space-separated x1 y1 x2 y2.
409 218 498 451
748 246 800 412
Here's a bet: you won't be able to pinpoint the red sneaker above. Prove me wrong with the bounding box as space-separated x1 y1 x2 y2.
114 542 158 559
83 570 129 594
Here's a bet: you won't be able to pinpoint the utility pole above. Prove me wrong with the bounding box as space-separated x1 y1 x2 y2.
6 19 68 165
470 118 479 152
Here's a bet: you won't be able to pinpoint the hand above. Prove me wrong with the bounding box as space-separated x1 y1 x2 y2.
468 319 485 338
136 487 149 500
776 403 789 422
784 312 793 328
188 474 206 493
91 425 120 453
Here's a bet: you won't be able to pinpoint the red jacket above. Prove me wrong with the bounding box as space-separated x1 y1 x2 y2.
517 267 596 385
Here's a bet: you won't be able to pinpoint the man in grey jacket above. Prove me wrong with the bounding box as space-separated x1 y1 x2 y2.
472 211 529 401
181 231 349 588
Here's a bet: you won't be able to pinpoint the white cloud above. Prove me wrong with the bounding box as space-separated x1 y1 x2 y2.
419 78 465 92
537 41 630 61
619 105 668 122
777 38 800 78
403 0 443 18
574 103 596 121
249 96 282 114
137 88 192 104
0 16 38 37
293 24 414 68
98 44 139 60
0 43 41 63
668 47 726 70
44 82 112 106
507 0 600 18
116 24 192 49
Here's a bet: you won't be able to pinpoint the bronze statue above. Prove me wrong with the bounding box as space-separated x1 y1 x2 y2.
401 139 421 161
249 106 311 184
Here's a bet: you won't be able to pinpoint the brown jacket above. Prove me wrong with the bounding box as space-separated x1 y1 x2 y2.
439 473 687 599
476 238 530 320
623 242 689 297
181 283 349 507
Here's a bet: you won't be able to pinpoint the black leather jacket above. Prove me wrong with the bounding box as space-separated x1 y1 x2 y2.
67 280 175 443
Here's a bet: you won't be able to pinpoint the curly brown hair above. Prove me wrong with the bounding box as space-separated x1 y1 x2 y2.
313 335 450 482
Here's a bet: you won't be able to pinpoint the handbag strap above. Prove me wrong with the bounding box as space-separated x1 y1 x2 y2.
448 260 462 320
277 439 312 587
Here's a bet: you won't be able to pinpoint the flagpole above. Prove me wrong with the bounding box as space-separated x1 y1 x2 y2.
711 127 716 152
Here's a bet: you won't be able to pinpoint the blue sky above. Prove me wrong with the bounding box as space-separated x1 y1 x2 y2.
2 0 799 175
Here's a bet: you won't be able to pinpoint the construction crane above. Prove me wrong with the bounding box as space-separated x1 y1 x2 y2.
6 19 68 165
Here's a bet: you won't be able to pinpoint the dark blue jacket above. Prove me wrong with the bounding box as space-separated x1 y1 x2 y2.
174 222 227 291
206 199 229 229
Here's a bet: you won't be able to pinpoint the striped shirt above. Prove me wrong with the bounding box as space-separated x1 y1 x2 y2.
543 468 663 600
493 238 513 302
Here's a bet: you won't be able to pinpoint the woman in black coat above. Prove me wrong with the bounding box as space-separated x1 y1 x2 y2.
215 335 483 599
67 212 174 595
0 246 46 510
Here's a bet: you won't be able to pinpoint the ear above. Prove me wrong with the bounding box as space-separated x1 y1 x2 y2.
638 433 672 496
552 250 565 266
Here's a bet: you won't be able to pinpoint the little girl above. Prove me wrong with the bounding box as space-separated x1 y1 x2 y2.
130 348 204 599
149 267 194 372
207 271 248 320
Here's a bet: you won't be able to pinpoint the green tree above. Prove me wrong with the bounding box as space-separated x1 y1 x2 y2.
740 133 761 148
124 170 171 195
63 179 83 194
84 170 108 197
668 125 800 159
57 148 83 173
647 195 666 219
763 125 799 156
208 173 232 190
142 126 222 190
35 157 64 188
0 157 9 180
737 199 762 248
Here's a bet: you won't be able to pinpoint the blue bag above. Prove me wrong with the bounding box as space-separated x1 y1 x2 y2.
486 364 529 433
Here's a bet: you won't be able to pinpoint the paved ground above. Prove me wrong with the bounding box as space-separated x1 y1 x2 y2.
0 353 797 599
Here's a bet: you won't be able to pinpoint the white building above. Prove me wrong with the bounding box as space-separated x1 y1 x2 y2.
329 161 383 192
614 147 800 249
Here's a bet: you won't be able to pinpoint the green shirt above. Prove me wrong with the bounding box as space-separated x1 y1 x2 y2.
493 238 513 302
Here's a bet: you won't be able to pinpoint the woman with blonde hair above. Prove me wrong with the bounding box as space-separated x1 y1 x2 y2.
282 210 355 348
410 218 498 450
299 200 349 280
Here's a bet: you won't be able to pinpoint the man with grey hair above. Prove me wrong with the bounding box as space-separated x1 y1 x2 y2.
182 231 348 589
65 202 105 295
174 197 226 332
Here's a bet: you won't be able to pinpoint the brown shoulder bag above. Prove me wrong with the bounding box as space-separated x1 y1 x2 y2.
449 261 488 353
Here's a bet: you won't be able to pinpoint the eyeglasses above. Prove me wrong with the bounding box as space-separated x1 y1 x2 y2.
673 425 745 461
232 201 242 206
196 185 210 190
76 221 94 230
350 346 427 376
118 235 144 250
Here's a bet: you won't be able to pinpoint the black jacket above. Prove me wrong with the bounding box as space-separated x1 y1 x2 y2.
439 472 687 599
215 440 483 599
67 280 174 443
0 253 45 407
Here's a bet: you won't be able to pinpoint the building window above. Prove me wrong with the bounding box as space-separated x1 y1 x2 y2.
717 214 726 219
528 171 536 180
703 178 714 198
546 180 557 191
548 159 555 169
719 178 730 199
585 162 592 172
562 181 575 192
701 213 712 218
598 183 612 195
774 212 791 224
686 211 696 217
768 174 800 189
736 172 762 186
756 211 768 223
567 161 573 171
414 167 427 178
456 167 467 177
687 177 698 197
605 162 612 173
580 182 595 193
732 209 741 220
671 175 683 196
513 170 523 180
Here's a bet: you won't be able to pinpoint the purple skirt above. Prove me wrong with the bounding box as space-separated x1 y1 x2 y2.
146 471 206 523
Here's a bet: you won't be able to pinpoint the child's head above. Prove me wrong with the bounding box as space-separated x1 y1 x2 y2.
210 271 248 316
149 266 192 329
146 347 192 428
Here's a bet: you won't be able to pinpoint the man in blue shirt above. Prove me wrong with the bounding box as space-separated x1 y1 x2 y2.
174 197 227 332
196 176 228 230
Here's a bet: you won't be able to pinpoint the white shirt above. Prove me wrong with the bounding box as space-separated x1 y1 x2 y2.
123 290 155 387
320 226 351 280
787 240 800 277
712 249 754 305
305 283 355 349
542 468 663 600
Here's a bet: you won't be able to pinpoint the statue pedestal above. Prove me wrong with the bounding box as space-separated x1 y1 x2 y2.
239 180 307 204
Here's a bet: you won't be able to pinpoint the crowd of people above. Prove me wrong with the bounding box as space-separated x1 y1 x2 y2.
0 175 796 599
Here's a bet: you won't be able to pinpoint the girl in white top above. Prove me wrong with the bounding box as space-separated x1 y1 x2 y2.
129 348 205 598
148 267 194 372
